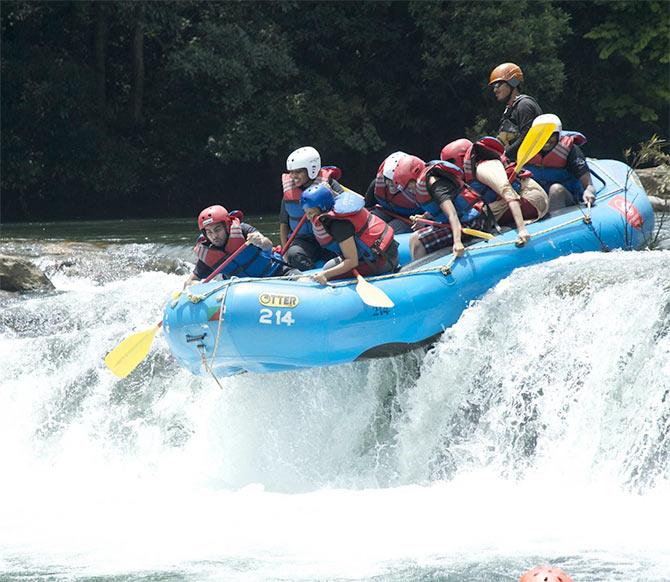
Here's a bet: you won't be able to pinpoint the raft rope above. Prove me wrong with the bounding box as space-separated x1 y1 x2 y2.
190 277 235 389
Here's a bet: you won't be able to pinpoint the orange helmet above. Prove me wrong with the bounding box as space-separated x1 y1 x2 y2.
519 565 573 582
489 62 524 88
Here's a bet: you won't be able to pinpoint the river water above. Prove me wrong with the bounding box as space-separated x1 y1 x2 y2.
1 215 670 581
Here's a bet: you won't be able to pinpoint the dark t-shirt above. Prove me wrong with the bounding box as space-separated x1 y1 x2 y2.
499 94 542 160
319 215 355 243
193 222 258 279
364 178 377 208
566 144 590 178
279 199 290 225
425 169 460 207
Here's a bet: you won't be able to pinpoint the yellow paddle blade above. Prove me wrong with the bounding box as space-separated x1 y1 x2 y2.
104 323 161 378
515 122 558 171
462 227 494 240
355 274 395 308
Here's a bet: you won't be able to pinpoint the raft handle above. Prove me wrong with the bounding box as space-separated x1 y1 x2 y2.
589 167 607 193
186 333 207 343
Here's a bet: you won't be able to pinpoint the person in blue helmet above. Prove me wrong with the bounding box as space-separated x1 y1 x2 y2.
300 183 398 285
524 114 596 212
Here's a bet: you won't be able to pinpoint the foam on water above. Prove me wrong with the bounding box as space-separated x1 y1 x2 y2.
1 245 669 580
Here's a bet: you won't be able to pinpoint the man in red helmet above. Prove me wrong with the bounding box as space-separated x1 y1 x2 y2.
489 62 543 161
183 205 288 287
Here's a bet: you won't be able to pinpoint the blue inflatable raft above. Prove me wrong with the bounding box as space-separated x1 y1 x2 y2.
163 159 655 377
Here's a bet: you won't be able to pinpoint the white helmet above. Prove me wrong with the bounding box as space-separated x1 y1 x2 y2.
286 146 321 180
533 113 562 134
382 151 408 181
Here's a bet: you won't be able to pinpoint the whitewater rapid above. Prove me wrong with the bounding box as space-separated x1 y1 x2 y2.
1 236 669 580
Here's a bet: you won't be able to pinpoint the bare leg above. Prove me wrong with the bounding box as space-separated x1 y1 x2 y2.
409 233 427 260
548 184 573 212
476 160 530 243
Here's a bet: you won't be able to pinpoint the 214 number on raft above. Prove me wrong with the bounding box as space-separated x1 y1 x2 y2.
258 308 295 326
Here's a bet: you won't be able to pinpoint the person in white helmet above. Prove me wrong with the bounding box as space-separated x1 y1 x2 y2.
279 146 345 270
524 113 596 211
364 151 423 234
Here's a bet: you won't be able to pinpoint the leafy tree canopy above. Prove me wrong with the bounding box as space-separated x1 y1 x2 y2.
1 0 667 220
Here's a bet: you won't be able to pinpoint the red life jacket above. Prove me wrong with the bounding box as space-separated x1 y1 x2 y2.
310 213 339 251
317 199 395 263
193 218 281 278
373 162 422 215
416 160 465 203
282 166 343 239
194 218 245 265
526 134 580 168
281 166 342 202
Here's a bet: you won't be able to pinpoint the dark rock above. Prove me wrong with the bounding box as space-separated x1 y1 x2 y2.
0 254 55 292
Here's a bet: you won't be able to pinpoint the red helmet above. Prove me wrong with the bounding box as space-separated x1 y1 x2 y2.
489 62 524 88
475 136 505 157
198 205 231 230
393 155 425 189
519 566 573 582
440 138 473 170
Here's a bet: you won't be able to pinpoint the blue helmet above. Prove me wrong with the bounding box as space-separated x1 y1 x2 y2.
301 183 335 212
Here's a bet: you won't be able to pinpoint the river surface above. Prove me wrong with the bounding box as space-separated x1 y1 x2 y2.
1 214 670 581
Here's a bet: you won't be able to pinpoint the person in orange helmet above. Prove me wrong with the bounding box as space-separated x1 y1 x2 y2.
519 565 574 582
489 62 543 161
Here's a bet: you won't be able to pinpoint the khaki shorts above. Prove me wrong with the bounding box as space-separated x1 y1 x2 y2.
488 178 549 224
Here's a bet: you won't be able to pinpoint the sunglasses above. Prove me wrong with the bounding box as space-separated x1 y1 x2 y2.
491 81 507 90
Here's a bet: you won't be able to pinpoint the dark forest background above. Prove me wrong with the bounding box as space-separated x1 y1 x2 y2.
2 0 668 221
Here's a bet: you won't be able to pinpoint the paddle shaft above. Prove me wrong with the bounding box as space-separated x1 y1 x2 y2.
413 217 493 239
281 214 308 256
203 240 252 283
375 203 494 240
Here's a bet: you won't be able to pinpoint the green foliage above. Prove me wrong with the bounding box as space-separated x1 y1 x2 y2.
1 0 668 220
581 0 669 123
624 135 670 168
585 1 669 65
